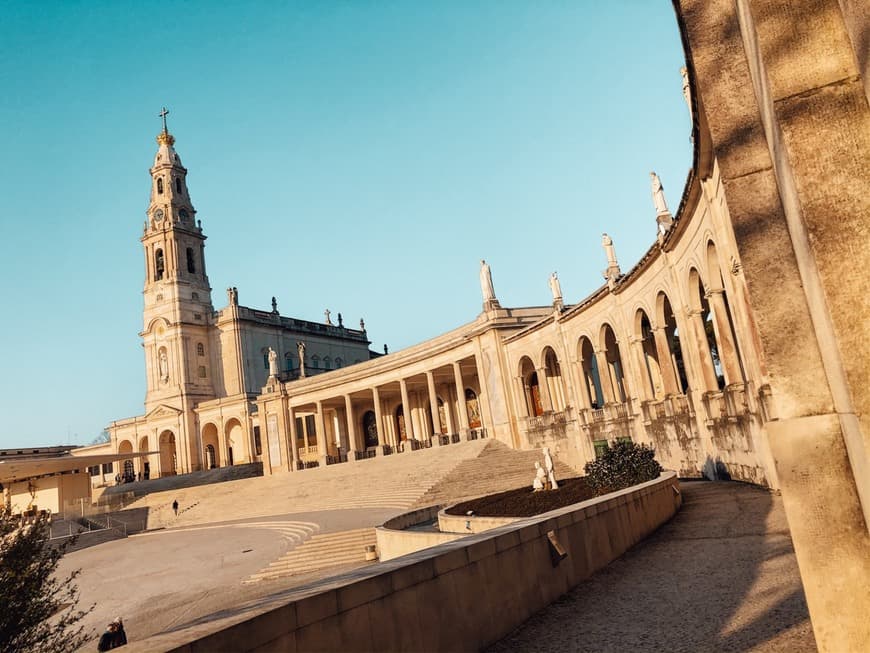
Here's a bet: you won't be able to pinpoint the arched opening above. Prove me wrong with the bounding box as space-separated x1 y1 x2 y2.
175 177 182 194
138 436 150 480
157 177 164 194
465 388 482 428
519 356 542 416
577 336 603 409
657 292 689 393
285 353 294 371
225 419 244 465
706 241 746 384
205 445 216 470
118 440 134 483
201 423 220 469
154 249 165 281
186 247 196 273
158 430 177 477
600 323 627 403
362 410 378 448
395 405 407 442
542 347 566 410
636 309 663 400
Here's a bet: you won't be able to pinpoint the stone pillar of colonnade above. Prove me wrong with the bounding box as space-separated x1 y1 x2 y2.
513 376 528 418
535 367 554 411
217 422 229 473
440 383 455 434
593 349 616 404
344 395 358 461
399 378 416 447
426 371 442 444
314 400 328 466
705 288 743 385
453 362 470 437
652 326 680 395
687 309 720 391
372 386 386 453
287 405 299 471
630 336 655 401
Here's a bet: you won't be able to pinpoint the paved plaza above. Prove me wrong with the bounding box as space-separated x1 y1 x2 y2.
488 482 817 653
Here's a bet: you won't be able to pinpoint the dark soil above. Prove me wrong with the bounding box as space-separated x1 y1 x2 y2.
447 477 597 518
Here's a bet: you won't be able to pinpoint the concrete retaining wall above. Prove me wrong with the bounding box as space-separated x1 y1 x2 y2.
126 472 681 652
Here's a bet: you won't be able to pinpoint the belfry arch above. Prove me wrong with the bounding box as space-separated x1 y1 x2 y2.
158 430 177 477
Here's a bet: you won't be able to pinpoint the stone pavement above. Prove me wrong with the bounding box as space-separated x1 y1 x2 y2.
488 481 817 653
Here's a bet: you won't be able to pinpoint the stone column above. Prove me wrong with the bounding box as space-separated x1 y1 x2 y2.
314 400 328 466
535 367 554 411
453 362 470 436
399 378 416 445
217 420 229 471
652 327 680 395
688 309 720 391
594 349 616 404
426 371 442 441
287 405 299 471
441 384 455 434
573 360 592 409
514 376 529 417
630 336 655 400
372 386 386 452
344 395 358 461
706 288 743 385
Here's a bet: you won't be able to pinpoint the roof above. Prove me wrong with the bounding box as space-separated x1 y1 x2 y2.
0 452 155 484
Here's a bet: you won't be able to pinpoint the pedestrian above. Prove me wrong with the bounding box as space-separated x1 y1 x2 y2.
172 499 179 516
97 617 127 651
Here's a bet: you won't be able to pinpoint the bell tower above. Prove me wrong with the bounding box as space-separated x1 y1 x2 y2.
140 108 217 416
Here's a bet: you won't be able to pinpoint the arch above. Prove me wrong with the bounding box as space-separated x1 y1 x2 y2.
577 335 603 409
158 430 177 477
635 308 663 400
224 418 244 466
157 177 164 194
138 436 150 479
154 248 165 281
656 291 689 393
335 357 343 368
175 177 182 194
311 355 320 369
599 323 627 403
323 356 331 370
196 342 205 357
705 240 746 384
186 247 196 273
465 388 482 428
201 422 220 469
118 440 134 482
362 410 378 448
518 355 542 417
542 346 566 411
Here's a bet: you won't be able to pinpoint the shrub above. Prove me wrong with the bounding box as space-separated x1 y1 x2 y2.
584 440 663 493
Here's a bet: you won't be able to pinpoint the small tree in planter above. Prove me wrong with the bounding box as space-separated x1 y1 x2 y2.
584 440 663 494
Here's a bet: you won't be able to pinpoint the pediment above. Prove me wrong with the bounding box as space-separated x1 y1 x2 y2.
145 404 183 420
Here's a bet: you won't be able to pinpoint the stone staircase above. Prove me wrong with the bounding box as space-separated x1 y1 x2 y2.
244 528 377 584
412 440 578 509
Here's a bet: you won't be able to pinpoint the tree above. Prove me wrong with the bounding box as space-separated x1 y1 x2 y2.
89 430 111 446
0 509 93 652
584 439 663 494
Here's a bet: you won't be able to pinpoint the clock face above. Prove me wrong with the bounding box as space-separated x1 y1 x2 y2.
154 209 164 221
179 208 189 219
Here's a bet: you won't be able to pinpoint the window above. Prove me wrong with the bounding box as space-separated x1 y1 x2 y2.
102 462 113 474
186 248 196 273
335 357 342 368
157 178 164 194
593 440 609 459
175 177 182 193
263 352 270 370
198 365 207 378
89 465 100 477
285 353 294 370
311 355 319 368
155 249 165 281
196 343 205 356
323 357 331 370
253 426 262 456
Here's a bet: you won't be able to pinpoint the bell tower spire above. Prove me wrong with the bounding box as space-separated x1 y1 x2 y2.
140 108 216 414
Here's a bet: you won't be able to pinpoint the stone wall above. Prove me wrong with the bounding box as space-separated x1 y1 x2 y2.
124 472 681 652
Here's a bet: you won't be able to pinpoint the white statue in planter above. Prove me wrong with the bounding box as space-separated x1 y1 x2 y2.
543 446 558 489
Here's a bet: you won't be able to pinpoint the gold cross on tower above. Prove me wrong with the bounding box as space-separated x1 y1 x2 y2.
159 107 169 133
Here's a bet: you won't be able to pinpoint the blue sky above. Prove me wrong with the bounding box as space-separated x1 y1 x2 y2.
0 2 692 447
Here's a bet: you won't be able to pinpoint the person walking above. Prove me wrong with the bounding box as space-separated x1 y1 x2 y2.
172 499 179 516
97 617 127 650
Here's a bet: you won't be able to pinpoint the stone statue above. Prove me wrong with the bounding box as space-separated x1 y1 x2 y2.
543 446 558 490
650 172 670 216
271 296 278 313
479 259 496 301
296 341 306 378
337 312 343 327
360 318 366 331
533 461 546 491
602 233 616 264
548 272 563 302
227 287 238 305
158 349 169 382
680 66 692 114
324 309 332 325
384 344 389 355
268 347 278 377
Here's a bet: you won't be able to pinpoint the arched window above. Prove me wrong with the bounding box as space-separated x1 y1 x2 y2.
323 357 331 370
285 353 294 370
175 177 182 194
311 355 320 369
335 357 343 368
186 248 196 273
157 178 164 194
154 249 165 280
196 343 204 356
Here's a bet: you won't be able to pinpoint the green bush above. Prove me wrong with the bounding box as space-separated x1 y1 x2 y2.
584 440 663 493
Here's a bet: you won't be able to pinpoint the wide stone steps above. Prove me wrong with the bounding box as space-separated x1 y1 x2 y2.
244 528 376 583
